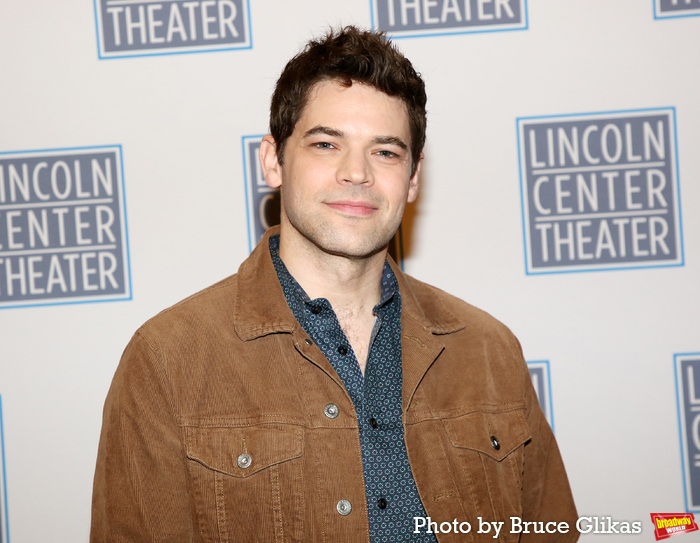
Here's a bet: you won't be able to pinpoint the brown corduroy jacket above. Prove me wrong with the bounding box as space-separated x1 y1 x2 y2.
91 227 578 542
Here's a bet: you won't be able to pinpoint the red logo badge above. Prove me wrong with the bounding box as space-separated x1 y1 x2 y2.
650 513 699 540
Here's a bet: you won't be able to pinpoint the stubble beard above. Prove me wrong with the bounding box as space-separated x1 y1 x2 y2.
281 198 401 261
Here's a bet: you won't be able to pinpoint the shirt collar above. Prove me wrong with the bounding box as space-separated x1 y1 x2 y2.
233 226 466 341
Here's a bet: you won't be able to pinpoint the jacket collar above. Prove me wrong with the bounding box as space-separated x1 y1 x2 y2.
234 226 466 341
233 226 299 340
388 257 465 336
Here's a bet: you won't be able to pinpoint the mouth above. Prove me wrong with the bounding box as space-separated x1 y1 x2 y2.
324 200 379 216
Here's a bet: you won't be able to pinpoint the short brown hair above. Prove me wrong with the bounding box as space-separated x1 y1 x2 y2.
269 26 427 175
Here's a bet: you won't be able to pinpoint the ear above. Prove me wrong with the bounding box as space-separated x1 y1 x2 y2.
259 135 282 189
407 152 423 203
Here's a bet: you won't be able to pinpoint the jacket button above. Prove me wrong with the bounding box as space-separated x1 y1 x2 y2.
324 403 339 419
237 453 252 469
490 436 501 450
336 499 352 516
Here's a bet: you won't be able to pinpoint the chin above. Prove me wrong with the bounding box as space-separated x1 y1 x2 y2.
311 232 392 260
284 210 398 260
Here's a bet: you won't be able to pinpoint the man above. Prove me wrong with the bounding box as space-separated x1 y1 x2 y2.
91 26 578 541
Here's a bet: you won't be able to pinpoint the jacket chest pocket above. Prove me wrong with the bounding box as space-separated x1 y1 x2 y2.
184 424 305 543
442 409 531 530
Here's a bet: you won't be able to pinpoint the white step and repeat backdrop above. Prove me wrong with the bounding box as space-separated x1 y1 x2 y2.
0 0 698 541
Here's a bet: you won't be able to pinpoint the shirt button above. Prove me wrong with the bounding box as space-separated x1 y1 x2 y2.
236 453 252 469
336 499 352 516
490 435 501 450
377 498 388 509
310 305 322 314
369 417 378 428
337 345 348 355
324 403 339 419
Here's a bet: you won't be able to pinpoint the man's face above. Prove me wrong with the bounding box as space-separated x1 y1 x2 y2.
261 79 420 260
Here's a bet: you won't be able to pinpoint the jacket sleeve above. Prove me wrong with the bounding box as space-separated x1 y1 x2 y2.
519 352 579 542
91 330 195 542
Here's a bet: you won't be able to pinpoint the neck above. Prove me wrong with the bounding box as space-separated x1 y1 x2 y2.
278 232 387 314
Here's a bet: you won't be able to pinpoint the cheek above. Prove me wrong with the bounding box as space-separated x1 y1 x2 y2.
387 179 413 207
286 159 328 191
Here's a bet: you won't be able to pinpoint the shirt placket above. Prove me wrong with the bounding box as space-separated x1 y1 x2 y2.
268 236 436 542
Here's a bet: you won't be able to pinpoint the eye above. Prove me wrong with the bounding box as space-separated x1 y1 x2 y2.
312 141 336 150
375 149 400 160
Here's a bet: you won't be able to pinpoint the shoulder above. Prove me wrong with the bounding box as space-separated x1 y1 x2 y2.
113 274 245 407
399 273 531 409
402 272 517 341
136 274 240 345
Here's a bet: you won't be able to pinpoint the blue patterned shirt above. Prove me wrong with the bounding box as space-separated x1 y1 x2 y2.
269 235 436 542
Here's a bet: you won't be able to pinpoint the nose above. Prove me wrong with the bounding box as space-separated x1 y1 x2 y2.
336 149 373 186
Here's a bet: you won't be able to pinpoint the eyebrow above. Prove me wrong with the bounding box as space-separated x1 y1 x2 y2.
302 125 344 139
373 136 408 151
302 125 408 151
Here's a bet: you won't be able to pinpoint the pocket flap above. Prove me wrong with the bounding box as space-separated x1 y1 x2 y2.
184 425 304 478
443 409 530 461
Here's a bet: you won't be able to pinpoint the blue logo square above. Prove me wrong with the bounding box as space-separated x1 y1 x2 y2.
676 353 700 512
655 0 700 19
94 0 252 59
0 396 9 543
527 360 554 431
0 146 132 309
517 108 684 274
371 0 528 38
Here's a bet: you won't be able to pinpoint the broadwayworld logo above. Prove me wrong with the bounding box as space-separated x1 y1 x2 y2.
676 354 700 513
371 0 527 38
517 108 683 274
650 513 699 540
0 146 131 309
94 0 252 58
655 0 700 19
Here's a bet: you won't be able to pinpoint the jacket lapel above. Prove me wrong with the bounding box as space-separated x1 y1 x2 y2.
233 226 297 341
233 227 348 392
400 317 446 411
234 229 467 406
389 257 466 412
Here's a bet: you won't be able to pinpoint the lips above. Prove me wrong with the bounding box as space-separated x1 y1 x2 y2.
325 200 378 216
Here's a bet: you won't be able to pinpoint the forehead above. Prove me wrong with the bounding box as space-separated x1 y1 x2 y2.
295 79 410 137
